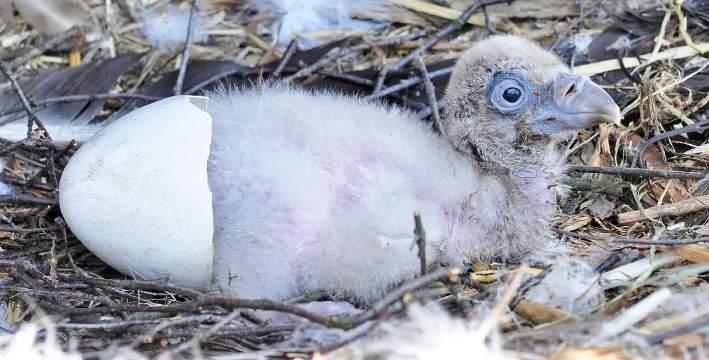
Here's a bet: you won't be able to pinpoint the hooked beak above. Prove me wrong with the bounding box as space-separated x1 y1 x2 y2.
531 73 621 134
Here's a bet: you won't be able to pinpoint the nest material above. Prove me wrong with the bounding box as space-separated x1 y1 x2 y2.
0 0 708 358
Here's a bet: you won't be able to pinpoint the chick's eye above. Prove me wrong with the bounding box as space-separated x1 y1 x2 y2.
502 87 521 103
488 76 528 113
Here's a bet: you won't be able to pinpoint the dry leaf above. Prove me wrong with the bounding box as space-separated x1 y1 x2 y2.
627 133 689 203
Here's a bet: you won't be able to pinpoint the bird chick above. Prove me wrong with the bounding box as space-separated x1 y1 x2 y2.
208 35 620 302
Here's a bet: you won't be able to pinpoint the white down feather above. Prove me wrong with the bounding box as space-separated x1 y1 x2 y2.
207 86 502 302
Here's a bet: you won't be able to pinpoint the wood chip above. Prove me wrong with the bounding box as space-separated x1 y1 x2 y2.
666 244 709 263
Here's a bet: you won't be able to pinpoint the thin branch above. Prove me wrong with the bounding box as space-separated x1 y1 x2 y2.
553 228 709 246
632 117 709 168
272 40 298 78
283 30 427 83
0 60 52 140
365 66 453 101
567 165 706 180
613 237 709 246
414 58 443 133
413 211 427 276
348 267 458 327
0 193 57 206
372 0 512 92
42 295 336 327
173 0 198 95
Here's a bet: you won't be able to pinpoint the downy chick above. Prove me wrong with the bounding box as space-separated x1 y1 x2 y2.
207 35 620 302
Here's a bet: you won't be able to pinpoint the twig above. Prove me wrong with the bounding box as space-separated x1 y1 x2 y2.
567 165 706 180
573 41 709 76
62 274 204 299
0 193 57 206
414 58 443 134
372 0 511 92
168 310 241 355
612 237 709 246
173 0 198 95
553 228 709 246
318 314 388 355
413 211 427 276
283 30 427 83
316 70 375 87
0 60 52 140
365 66 453 101
43 295 336 327
617 194 709 224
631 118 709 168
272 40 298 78
349 267 458 327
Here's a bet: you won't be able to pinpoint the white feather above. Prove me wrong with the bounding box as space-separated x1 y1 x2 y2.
138 5 208 51
345 304 516 360
525 256 604 314
247 0 386 47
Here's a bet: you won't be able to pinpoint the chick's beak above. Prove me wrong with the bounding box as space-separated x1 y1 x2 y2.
532 73 621 133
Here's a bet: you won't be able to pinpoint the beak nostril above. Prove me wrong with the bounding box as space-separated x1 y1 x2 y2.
564 83 576 97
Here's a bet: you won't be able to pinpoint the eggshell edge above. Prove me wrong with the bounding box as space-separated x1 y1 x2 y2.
59 95 214 288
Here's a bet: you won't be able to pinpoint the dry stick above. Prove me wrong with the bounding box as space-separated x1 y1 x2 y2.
365 66 453 101
272 40 298 78
413 211 427 276
169 310 242 356
22 141 76 191
0 193 56 206
46 269 457 329
414 58 443 134
173 0 198 95
283 30 428 83
372 0 511 93
567 165 706 180
42 295 335 327
318 314 388 355
0 60 52 140
617 194 709 224
553 228 709 246
416 99 447 119
349 267 457 327
62 274 204 299
317 70 375 86
615 237 709 246
632 117 709 168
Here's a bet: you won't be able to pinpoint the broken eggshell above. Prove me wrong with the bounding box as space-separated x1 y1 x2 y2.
59 96 214 288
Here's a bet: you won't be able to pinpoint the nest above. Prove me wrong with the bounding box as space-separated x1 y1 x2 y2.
0 0 708 358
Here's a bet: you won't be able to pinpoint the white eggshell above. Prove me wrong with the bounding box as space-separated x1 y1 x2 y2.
59 96 213 288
